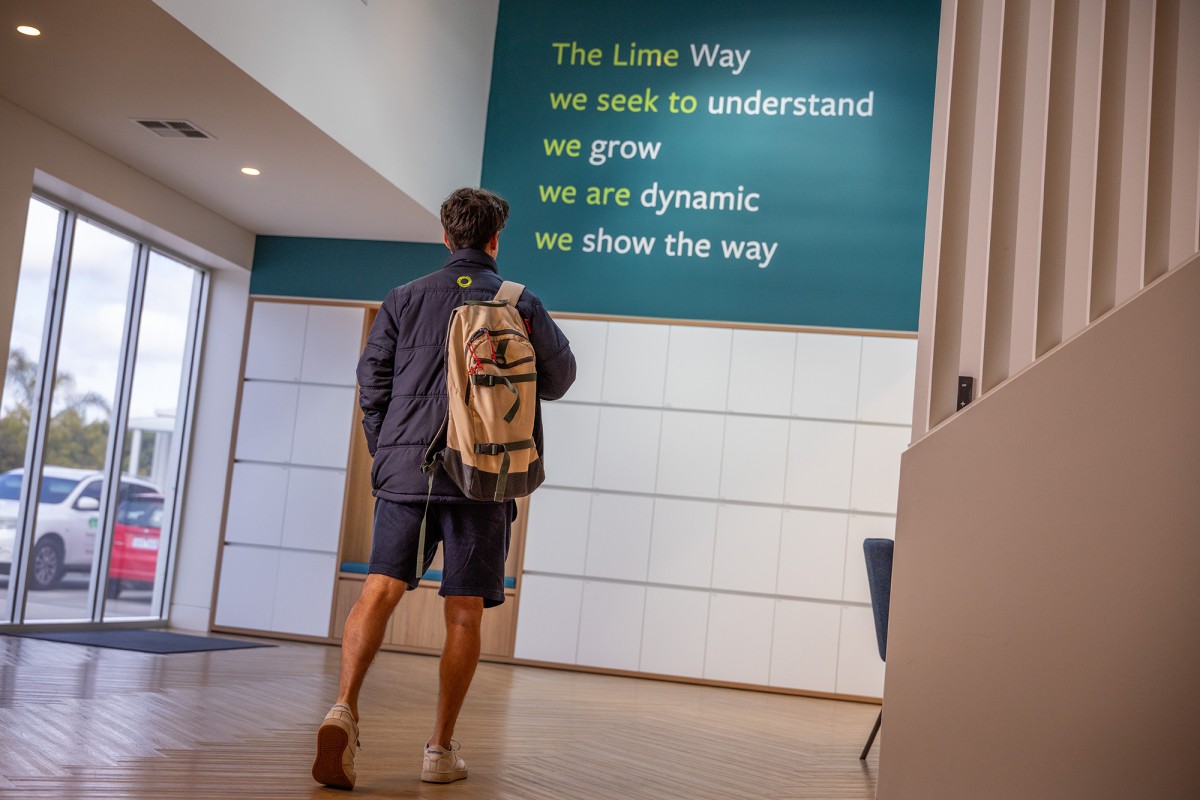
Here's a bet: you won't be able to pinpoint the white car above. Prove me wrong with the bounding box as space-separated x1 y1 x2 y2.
0 466 159 591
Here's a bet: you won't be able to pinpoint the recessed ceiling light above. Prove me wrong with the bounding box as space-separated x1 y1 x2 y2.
241 167 261 176
17 25 41 36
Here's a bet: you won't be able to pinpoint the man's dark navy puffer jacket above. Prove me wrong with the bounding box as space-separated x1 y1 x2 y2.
357 249 576 503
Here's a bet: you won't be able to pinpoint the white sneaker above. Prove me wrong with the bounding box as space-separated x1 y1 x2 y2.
422 740 468 783
313 703 359 789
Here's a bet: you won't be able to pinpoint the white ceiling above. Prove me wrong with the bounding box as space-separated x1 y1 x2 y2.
153 0 499 221
0 0 462 242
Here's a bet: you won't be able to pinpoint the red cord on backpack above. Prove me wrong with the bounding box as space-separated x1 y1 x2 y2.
466 329 496 377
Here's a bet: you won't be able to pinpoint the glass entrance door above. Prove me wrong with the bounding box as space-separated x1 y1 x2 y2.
103 251 202 621
1 197 205 626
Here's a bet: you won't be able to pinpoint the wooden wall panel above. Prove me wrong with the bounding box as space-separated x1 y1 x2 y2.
1093 0 1156 318
930 0 985 428
1007 0 1056 379
1168 0 1200 268
915 0 1198 438
912 0 960 435
1145 0 1180 283
1060 0 1106 341
957 0 1005 392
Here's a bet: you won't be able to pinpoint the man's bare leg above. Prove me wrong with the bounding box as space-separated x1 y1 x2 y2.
337 574 407 721
429 595 484 748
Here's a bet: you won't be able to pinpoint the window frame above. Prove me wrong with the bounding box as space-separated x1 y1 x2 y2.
1 193 210 628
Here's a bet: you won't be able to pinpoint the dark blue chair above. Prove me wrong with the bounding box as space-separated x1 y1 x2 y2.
859 537 894 760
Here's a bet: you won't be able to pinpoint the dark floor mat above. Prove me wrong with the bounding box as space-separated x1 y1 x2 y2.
7 629 275 654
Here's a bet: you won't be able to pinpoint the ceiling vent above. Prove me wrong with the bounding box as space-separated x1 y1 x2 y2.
131 119 215 140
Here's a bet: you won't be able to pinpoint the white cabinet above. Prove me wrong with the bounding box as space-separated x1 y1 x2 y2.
513 574 584 663
576 581 646 671
515 317 914 700
584 493 653 582
521 488 590 575
214 544 337 638
770 600 843 692
602 322 669 405
593 407 662 493
244 303 308 381
664 325 732 411
640 587 709 678
727 329 796 415
215 300 364 639
235 382 299 463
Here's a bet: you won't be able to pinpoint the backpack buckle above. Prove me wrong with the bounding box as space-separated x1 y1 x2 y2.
474 443 504 456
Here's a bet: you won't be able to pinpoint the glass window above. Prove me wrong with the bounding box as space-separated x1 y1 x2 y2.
1 196 206 625
0 471 81 504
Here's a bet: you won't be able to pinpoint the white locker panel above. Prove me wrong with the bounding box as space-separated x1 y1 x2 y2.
575 581 646 671
726 329 797 415
301 305 365 386
719 416 789 503
281 467 346 552
592 407 662 493
244 302 307 382
843 515 896 604
553 318 607 403
523 488 591 575
540 403 600 488
793 333 863 421
836 605 886 698
647 498 718 588
225 462 289 547
214 545 280 631
271 550 338 637
601 322 669 406
769 599 843 693
704 593 775 685
640 586 709 678
235 381 299 463
664 325 733 411
857 337 918 424
785 420 856 509
655 411 725 498
850 425 911 514
711 504 782 594
777 509 849 601
584 493 654 582
514 575 584 663
290 385 355 468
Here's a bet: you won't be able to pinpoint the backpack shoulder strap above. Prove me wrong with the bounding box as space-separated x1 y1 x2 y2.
494 280 525 306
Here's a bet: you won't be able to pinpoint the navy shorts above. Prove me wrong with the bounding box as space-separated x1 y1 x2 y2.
368 498 512 608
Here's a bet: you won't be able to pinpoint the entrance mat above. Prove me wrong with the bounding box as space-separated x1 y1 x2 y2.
8 630 276 654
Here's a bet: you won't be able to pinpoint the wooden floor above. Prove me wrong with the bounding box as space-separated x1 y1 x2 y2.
0 633 880 799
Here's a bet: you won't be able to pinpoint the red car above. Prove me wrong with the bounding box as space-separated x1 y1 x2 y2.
106 493 164 598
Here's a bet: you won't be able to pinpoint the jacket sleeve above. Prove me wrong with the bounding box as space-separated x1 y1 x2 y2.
527 295 576 401
357 292 399 456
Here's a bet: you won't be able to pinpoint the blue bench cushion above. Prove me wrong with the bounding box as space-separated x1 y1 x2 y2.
340 562 515 589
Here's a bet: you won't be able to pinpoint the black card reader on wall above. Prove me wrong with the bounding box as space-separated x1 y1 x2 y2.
957 376 974 411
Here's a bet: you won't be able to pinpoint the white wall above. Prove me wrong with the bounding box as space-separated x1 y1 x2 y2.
880 254 1200 799
154 0 500 216
167 267 251 630
516 318 915 698
0 97 256 631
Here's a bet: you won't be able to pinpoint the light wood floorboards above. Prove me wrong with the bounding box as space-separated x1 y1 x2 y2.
0 634 880 799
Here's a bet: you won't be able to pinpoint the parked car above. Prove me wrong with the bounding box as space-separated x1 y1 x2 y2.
0 467 159 590
105 492 164 598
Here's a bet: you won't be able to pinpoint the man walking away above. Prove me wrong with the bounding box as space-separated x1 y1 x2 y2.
312 187 576 789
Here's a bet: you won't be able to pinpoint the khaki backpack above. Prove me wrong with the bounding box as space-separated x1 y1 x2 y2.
422 280 544 503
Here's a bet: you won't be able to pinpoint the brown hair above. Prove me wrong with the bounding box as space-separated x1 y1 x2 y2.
440 187 510 250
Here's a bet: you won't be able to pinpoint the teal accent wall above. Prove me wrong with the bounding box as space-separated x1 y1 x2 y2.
481 0 940 331
250 236 445 300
